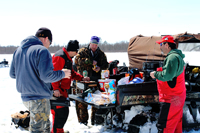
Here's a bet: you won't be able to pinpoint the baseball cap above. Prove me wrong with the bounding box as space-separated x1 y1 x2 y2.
35 27 52 43
156 35 175 44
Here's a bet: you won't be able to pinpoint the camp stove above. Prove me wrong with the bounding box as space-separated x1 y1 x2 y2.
75 81 98 98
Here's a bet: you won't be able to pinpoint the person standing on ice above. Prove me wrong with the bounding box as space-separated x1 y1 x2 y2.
51 40 90 133
74 36 108 125
150 35 186 133
9 27 71 133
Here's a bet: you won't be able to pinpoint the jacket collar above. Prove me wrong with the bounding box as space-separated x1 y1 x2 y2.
62 47 72 61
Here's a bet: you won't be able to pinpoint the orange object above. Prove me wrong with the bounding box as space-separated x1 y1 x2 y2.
139 72 144 78
125 73 129 77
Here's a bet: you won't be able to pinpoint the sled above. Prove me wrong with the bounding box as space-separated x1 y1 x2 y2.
69 80 159 130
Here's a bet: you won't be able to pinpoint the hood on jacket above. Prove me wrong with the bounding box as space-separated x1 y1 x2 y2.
21 36 43 49
168 49 185 59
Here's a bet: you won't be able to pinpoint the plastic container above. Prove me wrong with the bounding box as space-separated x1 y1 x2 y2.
101 70 110 79
98 79 116 92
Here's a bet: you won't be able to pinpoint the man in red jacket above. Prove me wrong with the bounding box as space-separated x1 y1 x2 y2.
51 40 90 133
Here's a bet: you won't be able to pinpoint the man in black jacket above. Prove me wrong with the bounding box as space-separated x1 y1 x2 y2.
75 36 108 125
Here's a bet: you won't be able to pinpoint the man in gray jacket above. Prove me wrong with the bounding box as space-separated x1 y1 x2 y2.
9 27 71 133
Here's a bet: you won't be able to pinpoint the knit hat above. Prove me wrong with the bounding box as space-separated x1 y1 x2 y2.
90 36 100 44
35 27 52 42
66 40 79 52
156 35 175 44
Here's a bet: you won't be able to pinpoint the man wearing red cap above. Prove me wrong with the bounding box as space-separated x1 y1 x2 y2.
150 35 186 133
51 40 90 133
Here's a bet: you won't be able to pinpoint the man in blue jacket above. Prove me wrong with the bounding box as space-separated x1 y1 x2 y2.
9 27 71 132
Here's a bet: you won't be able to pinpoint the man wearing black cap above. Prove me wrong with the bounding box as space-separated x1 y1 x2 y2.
9 27 71 132
51 40 90 133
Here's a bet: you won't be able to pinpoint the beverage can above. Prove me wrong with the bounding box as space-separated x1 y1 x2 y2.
83 70 88 77
101 70 105 79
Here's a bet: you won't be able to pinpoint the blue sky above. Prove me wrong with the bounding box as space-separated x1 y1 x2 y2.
0 0 200 46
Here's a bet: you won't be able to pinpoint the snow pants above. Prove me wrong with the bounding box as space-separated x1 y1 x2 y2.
156 92 186 133
51 106 69 133
75 101 97 125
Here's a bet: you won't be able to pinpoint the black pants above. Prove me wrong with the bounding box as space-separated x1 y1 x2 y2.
51 106 69 133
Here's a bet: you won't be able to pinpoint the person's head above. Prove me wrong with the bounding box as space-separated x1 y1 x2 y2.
89 36 100 52
156 35 177 54
65 40 79 58
35 27 52 49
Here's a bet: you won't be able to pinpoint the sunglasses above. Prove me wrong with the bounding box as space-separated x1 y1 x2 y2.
160 42 166 46
49 39 52 45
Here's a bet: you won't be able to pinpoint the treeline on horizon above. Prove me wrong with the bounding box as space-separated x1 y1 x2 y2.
0 41 129 54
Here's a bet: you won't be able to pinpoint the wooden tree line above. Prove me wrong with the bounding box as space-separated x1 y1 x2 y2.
0 41 129 54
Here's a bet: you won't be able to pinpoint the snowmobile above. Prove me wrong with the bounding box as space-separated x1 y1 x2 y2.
0 59 8 67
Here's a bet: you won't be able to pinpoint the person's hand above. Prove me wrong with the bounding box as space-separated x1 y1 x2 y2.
92 66 100 72
62 69 71 79
82 77 90 81
150 71 155 79
54 90 61 97
93 60 97 66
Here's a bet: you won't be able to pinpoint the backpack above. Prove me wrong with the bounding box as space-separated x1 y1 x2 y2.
11 110 30 128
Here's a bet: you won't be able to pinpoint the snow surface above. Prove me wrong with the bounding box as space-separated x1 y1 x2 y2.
0 53 200 133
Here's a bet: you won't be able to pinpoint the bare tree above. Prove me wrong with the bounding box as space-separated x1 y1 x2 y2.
0 41 129 54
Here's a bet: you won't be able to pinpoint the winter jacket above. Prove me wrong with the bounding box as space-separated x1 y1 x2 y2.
9 36 65 101
154 49 185 81
75 46 108 81
51 47 83 98
154 49 186 102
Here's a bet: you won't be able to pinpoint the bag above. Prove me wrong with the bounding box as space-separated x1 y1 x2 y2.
11 110 30 128
118 76 130 85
